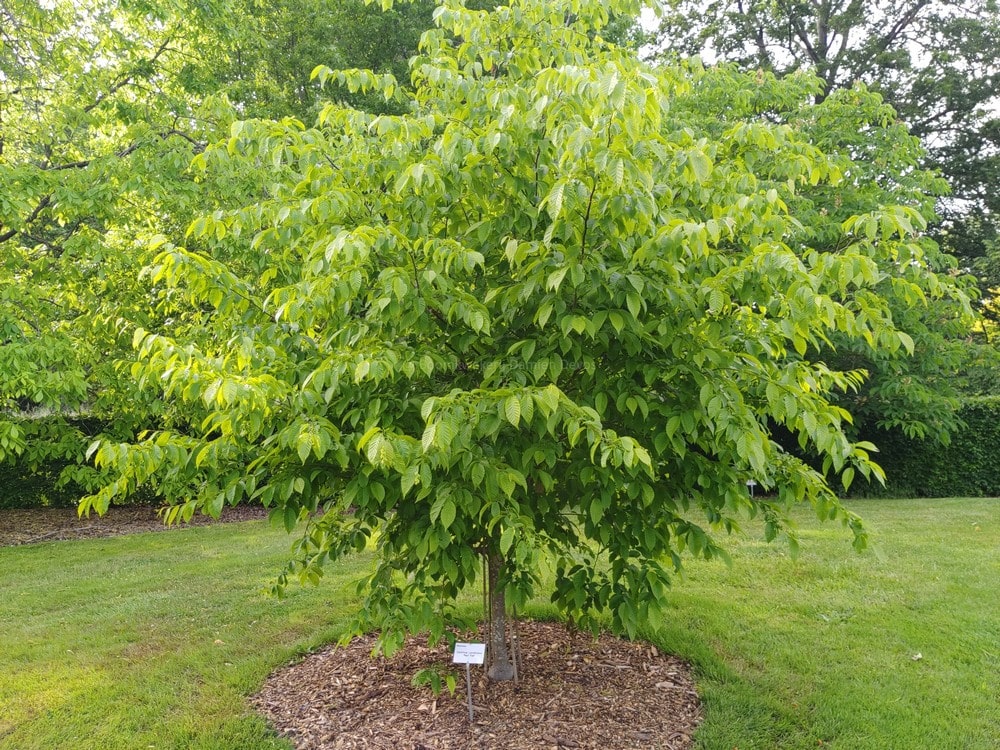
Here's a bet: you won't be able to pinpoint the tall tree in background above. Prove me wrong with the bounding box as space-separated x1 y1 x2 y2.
209 0 439 119
0 0 237 494
653 0 1000 320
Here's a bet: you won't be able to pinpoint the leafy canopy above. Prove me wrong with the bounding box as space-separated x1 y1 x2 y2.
87 0 968 648
652 0 1000 328
0 0 243 485
0 0 442 498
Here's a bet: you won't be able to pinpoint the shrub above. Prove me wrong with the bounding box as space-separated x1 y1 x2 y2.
858 397 1000 497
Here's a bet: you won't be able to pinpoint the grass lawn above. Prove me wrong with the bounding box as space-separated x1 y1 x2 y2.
1 496 997 749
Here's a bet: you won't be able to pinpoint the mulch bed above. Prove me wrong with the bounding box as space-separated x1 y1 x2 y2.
252 621 702 750
0 504 268 547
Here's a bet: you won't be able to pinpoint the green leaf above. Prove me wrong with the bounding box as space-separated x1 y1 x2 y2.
546 267 568 291
590 497 606 525
626 292 642 319
283 506 298 533
689 150 712 182
471 462 486 487
401 465 419 497
842 466 855 491
545 181 565 220
440 498 457 530
296 432 312 464
500 525 515 556
421 423 437 452
537 301 554 328
504 395 521 427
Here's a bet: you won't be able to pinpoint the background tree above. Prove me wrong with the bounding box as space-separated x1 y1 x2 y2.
0 0 449 502
651 0 994 436
86 0 970 679
207 0 440 120
652 0 1000 321
0 0 238 496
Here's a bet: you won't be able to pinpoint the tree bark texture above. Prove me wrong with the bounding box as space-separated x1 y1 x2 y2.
486 549 514 681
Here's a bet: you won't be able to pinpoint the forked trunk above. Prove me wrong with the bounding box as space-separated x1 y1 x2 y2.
485 549 515 681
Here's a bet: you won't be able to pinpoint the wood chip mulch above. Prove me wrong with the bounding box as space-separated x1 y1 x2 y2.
0 505 268 547
252 620 702 750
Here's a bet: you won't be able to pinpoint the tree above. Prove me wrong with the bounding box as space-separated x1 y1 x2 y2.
652 0 1000 311
650 0 994 426
0 0 236 492
206 0 441 120
86 0 969 680
0 0 448 500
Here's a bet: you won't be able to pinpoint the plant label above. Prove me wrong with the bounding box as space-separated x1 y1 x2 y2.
452 642 486 665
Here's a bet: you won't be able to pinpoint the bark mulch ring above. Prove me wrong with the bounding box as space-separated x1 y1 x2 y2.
0 504 268 547
252 620 702 750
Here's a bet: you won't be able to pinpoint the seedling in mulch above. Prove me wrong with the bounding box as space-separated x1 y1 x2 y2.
410 665 459 697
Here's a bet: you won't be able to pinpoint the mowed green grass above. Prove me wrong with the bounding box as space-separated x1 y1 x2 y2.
1 496 997 749
650 497 1000 749
0 519 370 750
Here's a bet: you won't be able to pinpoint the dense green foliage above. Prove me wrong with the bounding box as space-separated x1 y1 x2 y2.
209 0 441 119
858 397 1000 497
652 0 1000 327
0 418 102 509
0 0 239 494
2 499 999 748
2 0 986 515
0 0 446 503
80 0 976 678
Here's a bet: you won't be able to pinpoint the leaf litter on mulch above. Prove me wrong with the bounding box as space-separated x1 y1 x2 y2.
252 620 701 750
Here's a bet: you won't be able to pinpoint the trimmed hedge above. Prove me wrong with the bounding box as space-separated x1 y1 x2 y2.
860 397 1000 497
0 415 106 509
0 459 82 509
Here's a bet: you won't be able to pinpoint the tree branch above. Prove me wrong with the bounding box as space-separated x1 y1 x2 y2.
82 35 174 114
580 176 598 262
1 125 202 244
737 0 772 68
44 141 143 171
874 1 930 58
0 195 51 244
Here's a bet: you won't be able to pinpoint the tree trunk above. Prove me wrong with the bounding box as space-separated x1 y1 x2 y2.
485 549 515 681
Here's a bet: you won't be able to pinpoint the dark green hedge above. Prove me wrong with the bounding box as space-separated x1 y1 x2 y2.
0 459 81 509
0 415 106 509
859 397 1000 498
7 400 998 507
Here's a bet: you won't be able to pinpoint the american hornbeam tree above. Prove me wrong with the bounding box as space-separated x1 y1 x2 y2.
86 0 971 679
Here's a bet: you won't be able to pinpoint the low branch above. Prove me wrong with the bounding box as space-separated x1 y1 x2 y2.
1 126 202 243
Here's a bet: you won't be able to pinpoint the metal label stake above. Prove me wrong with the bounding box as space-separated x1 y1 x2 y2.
452 642 486 722
464 662 473 721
